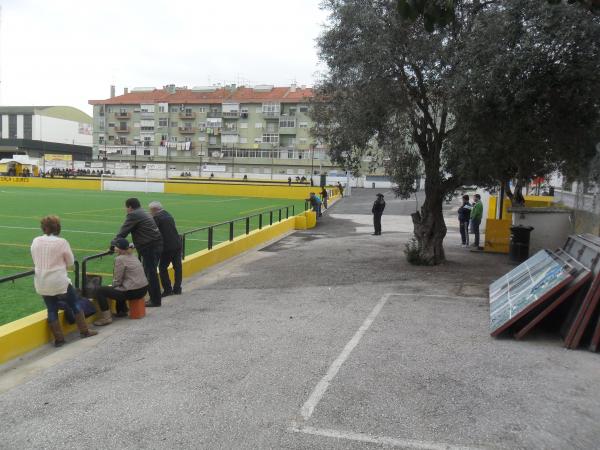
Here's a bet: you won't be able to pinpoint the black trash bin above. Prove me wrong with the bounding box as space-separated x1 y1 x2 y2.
509 225 534 264
549 186 555 196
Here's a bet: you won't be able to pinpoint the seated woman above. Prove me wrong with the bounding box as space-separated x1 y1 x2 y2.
93 238 149 326
31 215 98 347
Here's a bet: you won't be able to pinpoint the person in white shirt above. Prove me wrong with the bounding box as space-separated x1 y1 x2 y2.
31 215 98 347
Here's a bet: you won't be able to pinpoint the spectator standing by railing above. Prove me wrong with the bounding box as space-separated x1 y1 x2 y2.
149 201 182 296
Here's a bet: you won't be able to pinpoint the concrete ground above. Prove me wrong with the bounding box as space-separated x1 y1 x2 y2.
1 189 599 449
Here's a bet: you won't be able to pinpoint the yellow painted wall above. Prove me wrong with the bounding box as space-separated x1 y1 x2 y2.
0 177 100 190
488 194 556 221
0 310 95 365
484 219 512 254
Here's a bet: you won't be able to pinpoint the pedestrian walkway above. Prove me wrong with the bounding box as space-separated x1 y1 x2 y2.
1 189 599 449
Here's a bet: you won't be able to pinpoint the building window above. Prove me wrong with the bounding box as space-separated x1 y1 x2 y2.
255 106 262 113
239 122 248 129
119 137 127 144
171 107 178 112
99 106 105 117
24 114 33 139
141 105 155 113
108 135 114 141
299 122 309 128
119 121 128 130
159 118 168 127
299 105 308 113
262 103 280 115
108 122 115 128
266 123 277 133
8 115 17 138
240 137 248 144
141 126 154 131
279 118 295 128
99 136 105 144
170 121 178 127
254 122 263 129
158 105 166 113
262 134 279 144
209 136 217 145
299 138 308 144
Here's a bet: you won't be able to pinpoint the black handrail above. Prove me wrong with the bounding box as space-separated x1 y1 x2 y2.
181 203 301 259
0 269 35 284
81 250 113 297
1 260 80 287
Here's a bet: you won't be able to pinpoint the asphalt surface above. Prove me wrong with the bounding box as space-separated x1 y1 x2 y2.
1 189 599 449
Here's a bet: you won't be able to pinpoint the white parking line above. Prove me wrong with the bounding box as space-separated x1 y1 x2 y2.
300 292 391 420
294 293 487 449
290 424 480 450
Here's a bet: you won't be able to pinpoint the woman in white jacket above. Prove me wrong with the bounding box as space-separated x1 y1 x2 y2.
31 216 98 347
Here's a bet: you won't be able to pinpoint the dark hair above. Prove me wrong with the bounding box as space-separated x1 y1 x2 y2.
41 215 61 235
462 194 470 201
125 198 141 209
474 194 481 200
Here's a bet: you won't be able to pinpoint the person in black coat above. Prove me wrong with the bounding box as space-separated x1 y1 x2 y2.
372 193 386 235
457 194 472 247
149 201 182 296
114 198 163 307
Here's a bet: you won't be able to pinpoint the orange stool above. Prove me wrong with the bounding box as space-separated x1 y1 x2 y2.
128 298 146 319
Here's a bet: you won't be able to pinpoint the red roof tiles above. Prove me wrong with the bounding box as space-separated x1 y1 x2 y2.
89 86 314 105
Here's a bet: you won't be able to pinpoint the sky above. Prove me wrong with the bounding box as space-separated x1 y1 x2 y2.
0 0 329 115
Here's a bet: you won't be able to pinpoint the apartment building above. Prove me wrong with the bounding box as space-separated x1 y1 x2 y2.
88 84 342 180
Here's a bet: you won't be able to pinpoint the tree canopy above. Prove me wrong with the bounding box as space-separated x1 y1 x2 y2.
313 0 600 264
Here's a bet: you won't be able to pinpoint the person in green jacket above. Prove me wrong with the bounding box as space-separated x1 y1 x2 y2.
470 194 484 250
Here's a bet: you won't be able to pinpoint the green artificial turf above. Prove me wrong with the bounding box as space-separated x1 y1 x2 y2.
0 186 304 325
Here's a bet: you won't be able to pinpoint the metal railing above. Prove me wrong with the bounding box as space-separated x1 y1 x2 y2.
81 251 113 297
181 204 304 259
0 261 80 289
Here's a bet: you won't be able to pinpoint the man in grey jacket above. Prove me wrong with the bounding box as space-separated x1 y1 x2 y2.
114 198 163 307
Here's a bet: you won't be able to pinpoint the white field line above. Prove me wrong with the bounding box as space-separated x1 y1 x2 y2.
0 225 114 235
289 425 481 450
300 292 391 420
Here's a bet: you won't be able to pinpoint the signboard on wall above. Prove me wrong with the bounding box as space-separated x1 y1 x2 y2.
44 154 72 162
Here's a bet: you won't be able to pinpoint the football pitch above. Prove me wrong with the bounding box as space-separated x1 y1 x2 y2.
0 186 305 325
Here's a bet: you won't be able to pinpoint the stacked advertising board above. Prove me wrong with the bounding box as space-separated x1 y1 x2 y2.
489 234 600 352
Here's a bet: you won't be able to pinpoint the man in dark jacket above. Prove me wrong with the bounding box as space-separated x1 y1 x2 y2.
372 193 386 235
149 201 182 296
458 194 472 247
114 198 163 307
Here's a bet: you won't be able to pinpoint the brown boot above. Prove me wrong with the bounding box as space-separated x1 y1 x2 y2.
48 321 65 347
93 310 113 326
75 312 98 338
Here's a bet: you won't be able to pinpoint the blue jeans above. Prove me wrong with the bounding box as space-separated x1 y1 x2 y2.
471 218 481 247
138 245 162 305
43 284 80 323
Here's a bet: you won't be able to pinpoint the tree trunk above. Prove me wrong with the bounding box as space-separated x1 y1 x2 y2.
411 180 447 265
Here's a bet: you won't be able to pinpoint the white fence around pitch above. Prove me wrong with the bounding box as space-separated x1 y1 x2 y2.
100 175 164 194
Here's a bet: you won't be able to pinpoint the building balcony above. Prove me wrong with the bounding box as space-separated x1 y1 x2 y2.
207 111 222 118
178 127 196 134
222 111 239 118
278 127 297 135
115 112 130 119
221 128 238 135
115 127 130 133
262 111 280 119
179 112 196 119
